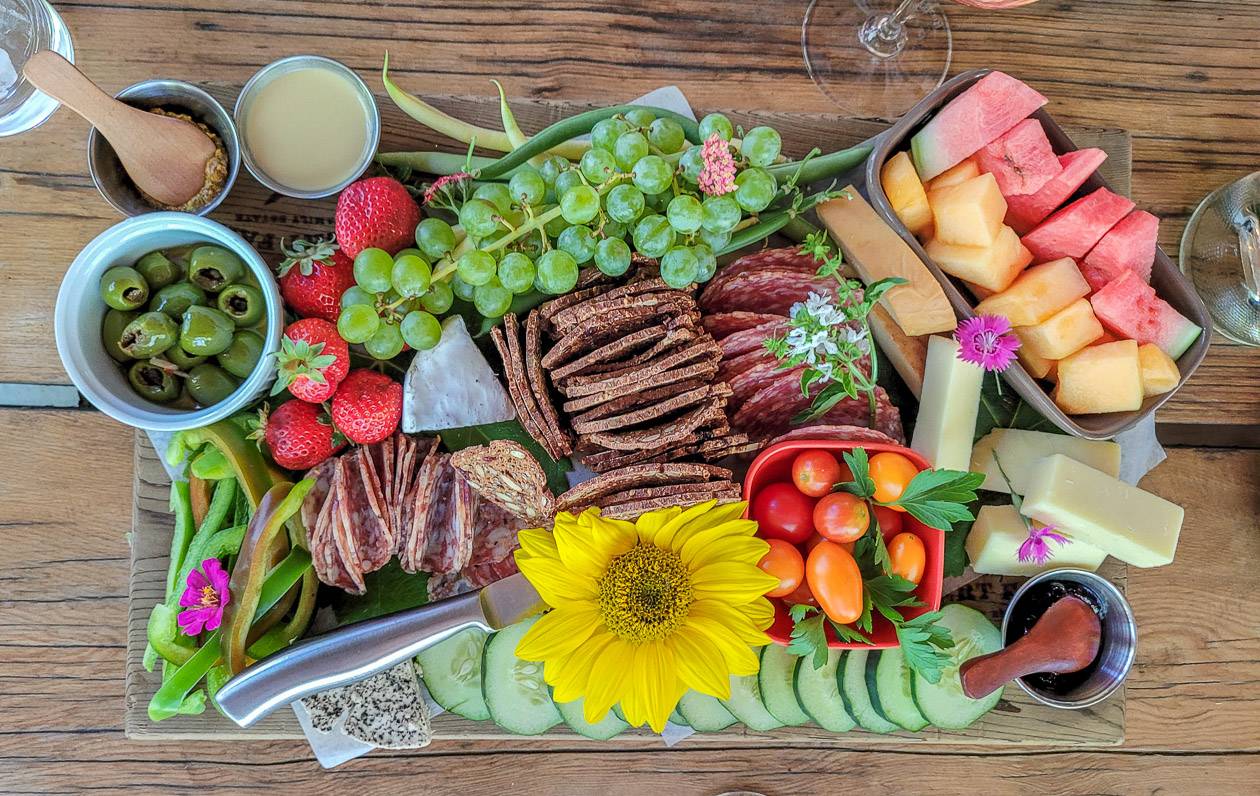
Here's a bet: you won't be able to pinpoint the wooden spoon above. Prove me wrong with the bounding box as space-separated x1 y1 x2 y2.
959 596 1101 700
22 51 216 207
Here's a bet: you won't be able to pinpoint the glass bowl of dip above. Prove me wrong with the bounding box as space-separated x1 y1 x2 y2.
234 55 379 199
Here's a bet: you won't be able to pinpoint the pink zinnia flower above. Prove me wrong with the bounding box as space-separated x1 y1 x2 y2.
423 172 471 205
698 133 736 197
1017 523 1071 566
178 558 231 637
955 314 1020 372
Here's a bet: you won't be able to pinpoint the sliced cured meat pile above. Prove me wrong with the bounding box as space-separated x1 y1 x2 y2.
555 462 740 520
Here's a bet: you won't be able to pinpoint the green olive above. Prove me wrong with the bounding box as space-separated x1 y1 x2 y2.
186 363 239 406
217 329 265 378
179 305 235 356
120 311 178 358
150 282 208 318
216 284 265 327
134 250 181 290
99 266 149 311
102 309 139 362
161 345 206 370
127 360 180 403
188 245 245 292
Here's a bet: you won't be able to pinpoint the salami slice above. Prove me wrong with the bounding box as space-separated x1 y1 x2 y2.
450 471 478 573
369 434 395 512
351 448 396 572
717 346 778 386
718 319 788 359
311 469 359 593
398 442 443 574
332 459 368 594
728 358 801 413
700 249 822 312
702 311 785 340
767 423 898 447
300 458 338 537
699 268 840 315
420 456 463 574
463 545 520 589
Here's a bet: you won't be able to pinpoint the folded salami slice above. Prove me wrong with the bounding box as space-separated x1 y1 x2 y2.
702 311 786 340
717 346 778 386
300 457 338 537
767 423 898 447
420 455 470 575
398 440 443 574
310 469 360 593
351 447 396 572
332 458 369 594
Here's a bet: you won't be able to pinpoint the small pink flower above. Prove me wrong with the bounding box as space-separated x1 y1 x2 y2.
177 558 231 637
955 314 1021 372
423 172 471 205
1017 523 1071 566
698 133 736 197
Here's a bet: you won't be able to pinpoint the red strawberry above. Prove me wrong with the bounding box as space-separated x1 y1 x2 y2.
276 238 356 323
335 177 421 258
256 400 345 471
331 369 403 445
273 318 350 403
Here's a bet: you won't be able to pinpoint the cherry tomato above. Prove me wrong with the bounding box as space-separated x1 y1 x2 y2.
887 532 926 585
872 505 904 535
782 577 818 607
791 450 842 497
758 539 805 598
806 540 864 625
812 492 870 543
751 482 816 544
869 451 920 511
805 533 854 555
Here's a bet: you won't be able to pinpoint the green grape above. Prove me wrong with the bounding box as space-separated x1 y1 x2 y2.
701 194 742 233
542 206 570 238
692 243 717 282
474 182 514 214
660 246 700 288
632 155 673 195
340 285 376 308
508 167 547 207
647 117 687 153
734 167 777 213
400 310 442 350
645 190 673 212
602 219 628 240
559 184 600 225
415 217 457 260
337 304 379 344
364 321 404 360
391 254 432 298
613 131 650 171
666 194 704 234
741 126 782 168
455 250 497 286
535 250 579 294
679 145 704 183
557 225 597 264
604 183 645 224
353 248 393 293
553 169 584 202
594 237 632 277
699 228 731 252
539 155 568 186
458 198 500 238
451 275 477 301
395 247 424 260
473 280 513 318
497 251 536 294
698 112 734 142
624 108 656 128
420 280 454 313
632 214 675 259
579 148 619 184
591 117 631 152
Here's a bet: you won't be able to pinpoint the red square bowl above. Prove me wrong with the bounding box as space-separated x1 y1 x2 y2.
742 438 945 649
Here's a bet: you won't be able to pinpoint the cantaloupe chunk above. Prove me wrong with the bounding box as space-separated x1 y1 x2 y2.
1012 326 1056 379
973 257 1089 327
929 173 1008 247
1053 339 1143 414
881 151 933 237
1018 298 1104 360
1138 343 1180 396
926 157 980 192
924 225 1032 293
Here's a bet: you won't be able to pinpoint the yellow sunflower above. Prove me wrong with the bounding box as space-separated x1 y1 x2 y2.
513 500 779 733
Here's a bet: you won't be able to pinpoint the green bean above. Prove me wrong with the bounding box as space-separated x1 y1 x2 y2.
766 143 873 185
164 481 196 599
375 151 524 180
781 215 823 244
716 209 795 256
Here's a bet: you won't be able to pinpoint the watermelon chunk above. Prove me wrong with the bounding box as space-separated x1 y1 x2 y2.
1022 187 1135 263
975 119 1062 196
911 71 1048 181
1090 270 1202 359
1006 148 1108 235
1081 209 1159 292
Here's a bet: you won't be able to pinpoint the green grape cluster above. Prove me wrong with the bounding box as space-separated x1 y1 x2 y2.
336 247 446 358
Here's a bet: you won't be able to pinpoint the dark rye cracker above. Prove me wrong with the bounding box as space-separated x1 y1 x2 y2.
582 436 703 473
561 360 719 413
540 311 668 370
555 462 733 512
548 325 669 380
491 325 558 461
559 339 722 397
553 326 698 385
548 290 692 337
569 378 708 424
581 399 727 452
570 383 731 435
538 283 608 324
598 485 743 520
595 479 740 508
522 309 572 458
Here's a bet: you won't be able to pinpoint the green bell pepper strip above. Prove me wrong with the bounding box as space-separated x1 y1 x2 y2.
168 419 275 508
146 603 197 666
144 480 197 670
765 143 873 186
190 446 233 480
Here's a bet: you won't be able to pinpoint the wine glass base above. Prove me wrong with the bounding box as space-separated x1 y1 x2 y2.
1180 174 1260 346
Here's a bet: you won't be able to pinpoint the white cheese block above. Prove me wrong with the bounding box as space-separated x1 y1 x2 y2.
966 504 1106 576
910 335 983 471
970 428 1121 494
402 315 516 433
1020 454 1183 568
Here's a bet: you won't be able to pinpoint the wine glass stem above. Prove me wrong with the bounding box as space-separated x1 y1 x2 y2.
1239 210 1260 302
860 0 930 58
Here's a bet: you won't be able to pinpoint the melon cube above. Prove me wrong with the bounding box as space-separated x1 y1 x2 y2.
1006 148 1108 235
1081 209 1159 292
973 257 1090 326
927 157 980 192
1012 327 1056 379
1090 270 1203 358
1022 187 1135 262
1053 339 1143 414
924 224 1032 293
975 118 1062 196
929 173 1008 247
1018 298 1104 360
1138 343 1181 396
881 151 934 237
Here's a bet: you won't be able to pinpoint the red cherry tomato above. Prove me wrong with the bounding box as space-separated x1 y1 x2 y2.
751 482 816 544
888 532 926 585
872 505 904 535
806 540 864 625
805 533 854 555
782 577 818 607
791 450 842 497
869 451 920 511
758 539 805 598
813 492 870 543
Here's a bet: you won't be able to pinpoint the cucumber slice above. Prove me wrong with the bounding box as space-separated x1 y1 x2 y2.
612 703 626 722
912 604 1004 730
668 706 690 727
720 648 784 732
555 696 629 740
416 627 490 721
758 643 810 726
482 617 562 735
677 691 738 732
792 648 855 732
840 649 900 734
875 647 930 731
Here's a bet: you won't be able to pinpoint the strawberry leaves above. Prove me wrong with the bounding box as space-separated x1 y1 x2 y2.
272 336 338 395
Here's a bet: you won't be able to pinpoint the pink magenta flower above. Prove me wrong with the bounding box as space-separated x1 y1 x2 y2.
955 314 1020 372
1017 523 1071 566
178 558 231 637
423 172 472 205
698 133 736 196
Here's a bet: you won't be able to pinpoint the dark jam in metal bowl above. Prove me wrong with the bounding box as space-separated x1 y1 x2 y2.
1005 579 1107 694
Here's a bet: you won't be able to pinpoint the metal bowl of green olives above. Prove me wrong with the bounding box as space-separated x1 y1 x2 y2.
55 212 281 432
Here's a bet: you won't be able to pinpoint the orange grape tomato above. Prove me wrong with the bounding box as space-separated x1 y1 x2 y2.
869 451 920 511
807 533 854 555
805 540 864 625
791 449 842 497
887 532 927 585
751 482 817 544
872 505 904 535
812 492 870 543
758 538 805 598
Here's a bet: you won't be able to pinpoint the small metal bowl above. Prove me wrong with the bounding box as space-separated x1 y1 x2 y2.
88 79 240 217
1001 568 1136 710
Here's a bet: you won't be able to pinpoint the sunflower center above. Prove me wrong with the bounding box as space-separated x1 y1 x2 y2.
597 542 693 644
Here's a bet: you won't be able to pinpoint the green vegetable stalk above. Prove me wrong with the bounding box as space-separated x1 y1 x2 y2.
168 419 276 507
767 143 873 185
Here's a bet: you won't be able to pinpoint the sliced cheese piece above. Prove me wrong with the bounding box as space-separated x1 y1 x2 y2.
966 504 1107 576
910 336 983 471
868 304 928 398
402 315 516 432
1020 454 1183 568
970 428 1121 494
818 188 956 336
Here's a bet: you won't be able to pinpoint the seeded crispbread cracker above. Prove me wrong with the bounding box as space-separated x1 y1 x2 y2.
450 439 555 526
300 661 432 750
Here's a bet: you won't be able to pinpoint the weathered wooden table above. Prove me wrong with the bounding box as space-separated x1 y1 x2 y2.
3 1 1259 792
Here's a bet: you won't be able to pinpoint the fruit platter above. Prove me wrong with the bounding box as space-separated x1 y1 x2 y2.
79 58 1196 758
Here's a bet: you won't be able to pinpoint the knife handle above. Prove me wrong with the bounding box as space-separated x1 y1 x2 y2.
215 589 487 727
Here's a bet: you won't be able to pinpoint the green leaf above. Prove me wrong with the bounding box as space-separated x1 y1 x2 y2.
973 371 1061 441
837 447 875 499
827 618 875 646
786 605 830 670
862 276 907 308
885 468 984 530
331 561 430 626
439 419 572 496
943 519 971 578
896 611 955 684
